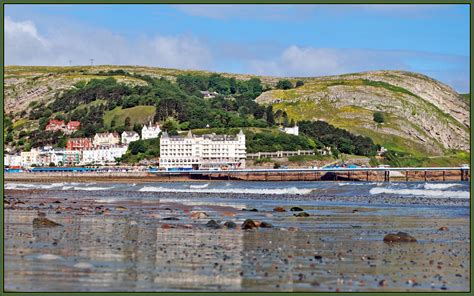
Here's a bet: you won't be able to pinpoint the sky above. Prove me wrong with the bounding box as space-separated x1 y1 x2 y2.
4 4 470 93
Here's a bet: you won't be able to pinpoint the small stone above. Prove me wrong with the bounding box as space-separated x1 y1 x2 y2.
53 200 61 204
294 212 310 217
290 206 304 212
191 211 209 219
273 207 286 212
241 219 258 230
116 206 128 211
162 217 179 221
242 208 258 212
379 279 388 287
438 226 449 231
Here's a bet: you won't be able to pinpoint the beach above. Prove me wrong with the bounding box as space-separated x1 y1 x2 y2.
4 181 470 292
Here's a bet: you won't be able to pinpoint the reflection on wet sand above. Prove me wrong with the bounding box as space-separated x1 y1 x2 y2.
4 188 470 292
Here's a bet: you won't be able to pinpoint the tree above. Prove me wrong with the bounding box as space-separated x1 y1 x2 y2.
295 80 304 87
276 80 293 90
265 106 275 126
124 117 131 129
373 112 385 123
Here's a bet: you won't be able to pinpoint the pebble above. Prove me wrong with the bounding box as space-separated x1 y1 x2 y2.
294 212 310 217
73 262 94 269
273 207 286 212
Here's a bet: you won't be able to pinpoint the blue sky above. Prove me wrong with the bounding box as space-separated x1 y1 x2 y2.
5 4 470 92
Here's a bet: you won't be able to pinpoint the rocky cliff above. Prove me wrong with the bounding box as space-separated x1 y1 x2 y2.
256 71 469 155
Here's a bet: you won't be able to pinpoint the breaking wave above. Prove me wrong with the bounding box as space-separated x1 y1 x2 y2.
189 183 209 189
139 186 313 195
369 187 469 199
72 186 111 191
423 183 462 190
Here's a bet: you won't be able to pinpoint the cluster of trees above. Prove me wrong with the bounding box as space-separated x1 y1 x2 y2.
120 137 160 163
299 120 380 156
245 131 316 153
276 79 304 90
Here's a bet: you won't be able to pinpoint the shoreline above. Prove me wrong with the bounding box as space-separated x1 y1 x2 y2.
4 169 468 183
4 188 470 207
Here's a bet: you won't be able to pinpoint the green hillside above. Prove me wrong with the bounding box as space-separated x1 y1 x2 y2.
103 106 156 128
4 66 470 166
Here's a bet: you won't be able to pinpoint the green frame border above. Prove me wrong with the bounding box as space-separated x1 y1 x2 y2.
1 1 471 296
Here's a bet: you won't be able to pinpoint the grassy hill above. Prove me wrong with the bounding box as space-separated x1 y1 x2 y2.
103 106 156 128
4 66 470 162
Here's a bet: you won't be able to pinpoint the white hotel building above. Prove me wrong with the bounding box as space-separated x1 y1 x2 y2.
159 130 246 170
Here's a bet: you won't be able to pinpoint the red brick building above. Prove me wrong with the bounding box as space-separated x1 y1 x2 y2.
66 121 81 133
45 119 65 132
66 138 92 151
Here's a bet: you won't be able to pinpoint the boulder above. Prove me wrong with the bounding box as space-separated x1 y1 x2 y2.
224 221 237 229
33 217 62 228
383 232 417 243
259 221 273 228
205 219 222 229
273 207 286 212
294 212 310 217
241 219 258 230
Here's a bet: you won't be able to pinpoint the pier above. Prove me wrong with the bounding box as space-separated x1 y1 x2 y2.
5 167 469 183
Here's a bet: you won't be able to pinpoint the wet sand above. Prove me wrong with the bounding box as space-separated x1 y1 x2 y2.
4 188 470 292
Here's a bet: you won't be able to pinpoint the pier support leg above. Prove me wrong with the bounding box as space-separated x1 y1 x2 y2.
366 171 369 182
461 170 464 182
443 171 445 182
347 171 350 181
405 171 408 182
424 171 427 182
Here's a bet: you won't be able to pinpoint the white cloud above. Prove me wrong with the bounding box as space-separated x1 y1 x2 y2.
5 16 213 70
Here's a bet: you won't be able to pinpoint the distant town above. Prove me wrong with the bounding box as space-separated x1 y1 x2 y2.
4 118 309 170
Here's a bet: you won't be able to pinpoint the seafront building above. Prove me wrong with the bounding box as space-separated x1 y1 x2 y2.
81 146 128 165
93 132 120 148
141 122 161 140
121 131 140 145
159 130 246 170
66 138 93 151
